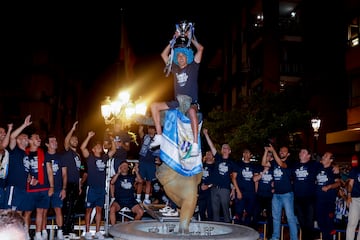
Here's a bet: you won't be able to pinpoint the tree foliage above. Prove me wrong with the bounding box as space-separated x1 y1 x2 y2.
202 92 311 160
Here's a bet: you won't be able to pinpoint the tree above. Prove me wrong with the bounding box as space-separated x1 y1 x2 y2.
202 92 311 160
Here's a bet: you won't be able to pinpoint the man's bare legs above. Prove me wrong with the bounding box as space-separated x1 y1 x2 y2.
149 102 169 147
188 105 199 156
188 105 198 144
150 101 199 156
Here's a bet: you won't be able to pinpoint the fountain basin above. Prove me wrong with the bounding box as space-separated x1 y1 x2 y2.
109 220 259 240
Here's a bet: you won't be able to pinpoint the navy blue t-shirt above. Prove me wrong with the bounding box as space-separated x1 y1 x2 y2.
212 152 236 190
114 174 136 202
201 162 215 186
7 146 28 189
315 165 340 201
46 152 65 191
235 161 260 193
86 154 106 189
24 149 51 191
62 149 82 184
292 160 321 197
171 61 199 102
271 159 293 194
257 167 274 198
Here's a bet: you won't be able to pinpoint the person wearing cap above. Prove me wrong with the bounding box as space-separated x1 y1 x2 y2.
149 24 204 158
109 160 144 224
110 128 131 179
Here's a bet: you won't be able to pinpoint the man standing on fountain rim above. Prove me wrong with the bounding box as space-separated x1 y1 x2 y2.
149 21 204 158
202 128 236 223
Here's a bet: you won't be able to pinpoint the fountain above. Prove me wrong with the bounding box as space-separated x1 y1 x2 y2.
109 220 260 240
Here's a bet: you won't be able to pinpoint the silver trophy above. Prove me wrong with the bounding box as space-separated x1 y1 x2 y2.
175 20 194 48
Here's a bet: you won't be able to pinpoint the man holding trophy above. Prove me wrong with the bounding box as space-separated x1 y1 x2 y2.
150 20 204 158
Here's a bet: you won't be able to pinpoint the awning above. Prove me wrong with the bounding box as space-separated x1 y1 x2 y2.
326 128 360 144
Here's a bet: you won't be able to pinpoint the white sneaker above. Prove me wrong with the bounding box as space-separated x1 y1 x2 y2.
194 205 199 212
34 232 43 240
190 143 199 157
143 199 151 205
150 134 162 148
57 229 64 240
162 209 179 217
120 207 131 212
136 198 142 204
159 206 172 213
84 232 93 239
94 231 104 239
41 229 48 240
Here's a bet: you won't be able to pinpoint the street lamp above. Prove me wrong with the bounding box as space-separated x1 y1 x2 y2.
100 91 146 237
311 117 321 160
101 91 147 129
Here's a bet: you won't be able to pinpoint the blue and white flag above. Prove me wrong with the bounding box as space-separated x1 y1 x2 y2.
160 109 202 176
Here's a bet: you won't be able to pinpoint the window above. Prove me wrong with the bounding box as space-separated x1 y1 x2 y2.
348 16 359 47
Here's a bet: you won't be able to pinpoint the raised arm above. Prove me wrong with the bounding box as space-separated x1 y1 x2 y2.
161 31 180 64
202 128 217 156
80 131 95 159
64 121 78 151
107 138 117 159
261 147 272 167
9 115 32 150
1 123 13 149
269 144 287 168
192 37 204 63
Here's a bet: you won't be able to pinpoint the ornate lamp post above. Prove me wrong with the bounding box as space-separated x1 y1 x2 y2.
101 91 147 128
311 117 321 159
100 91 146 236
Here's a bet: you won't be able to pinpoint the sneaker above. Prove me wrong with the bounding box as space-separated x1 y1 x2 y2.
194 205 199 212
84 232 93 239
190 143 199 157
150 134 162 148
41 229 48 240
143 199 151 205
136 198 142 204
57 229 64 240
162 209 179 217
159 206 172 213
34 232 43 240
120 207 131 212
94 231 104 239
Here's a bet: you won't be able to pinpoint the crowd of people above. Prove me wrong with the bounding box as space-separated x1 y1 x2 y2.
0 115 359 240
1 21 359 240
197 129 360 240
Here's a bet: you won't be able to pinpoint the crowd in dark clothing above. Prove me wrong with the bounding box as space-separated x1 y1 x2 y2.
1 116 359 240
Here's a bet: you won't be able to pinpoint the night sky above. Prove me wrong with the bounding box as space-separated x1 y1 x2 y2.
2 4 232 115
3 4 227 78
1 4 233 135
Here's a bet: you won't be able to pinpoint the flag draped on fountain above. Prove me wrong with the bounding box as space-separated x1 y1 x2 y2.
159 109 202 177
